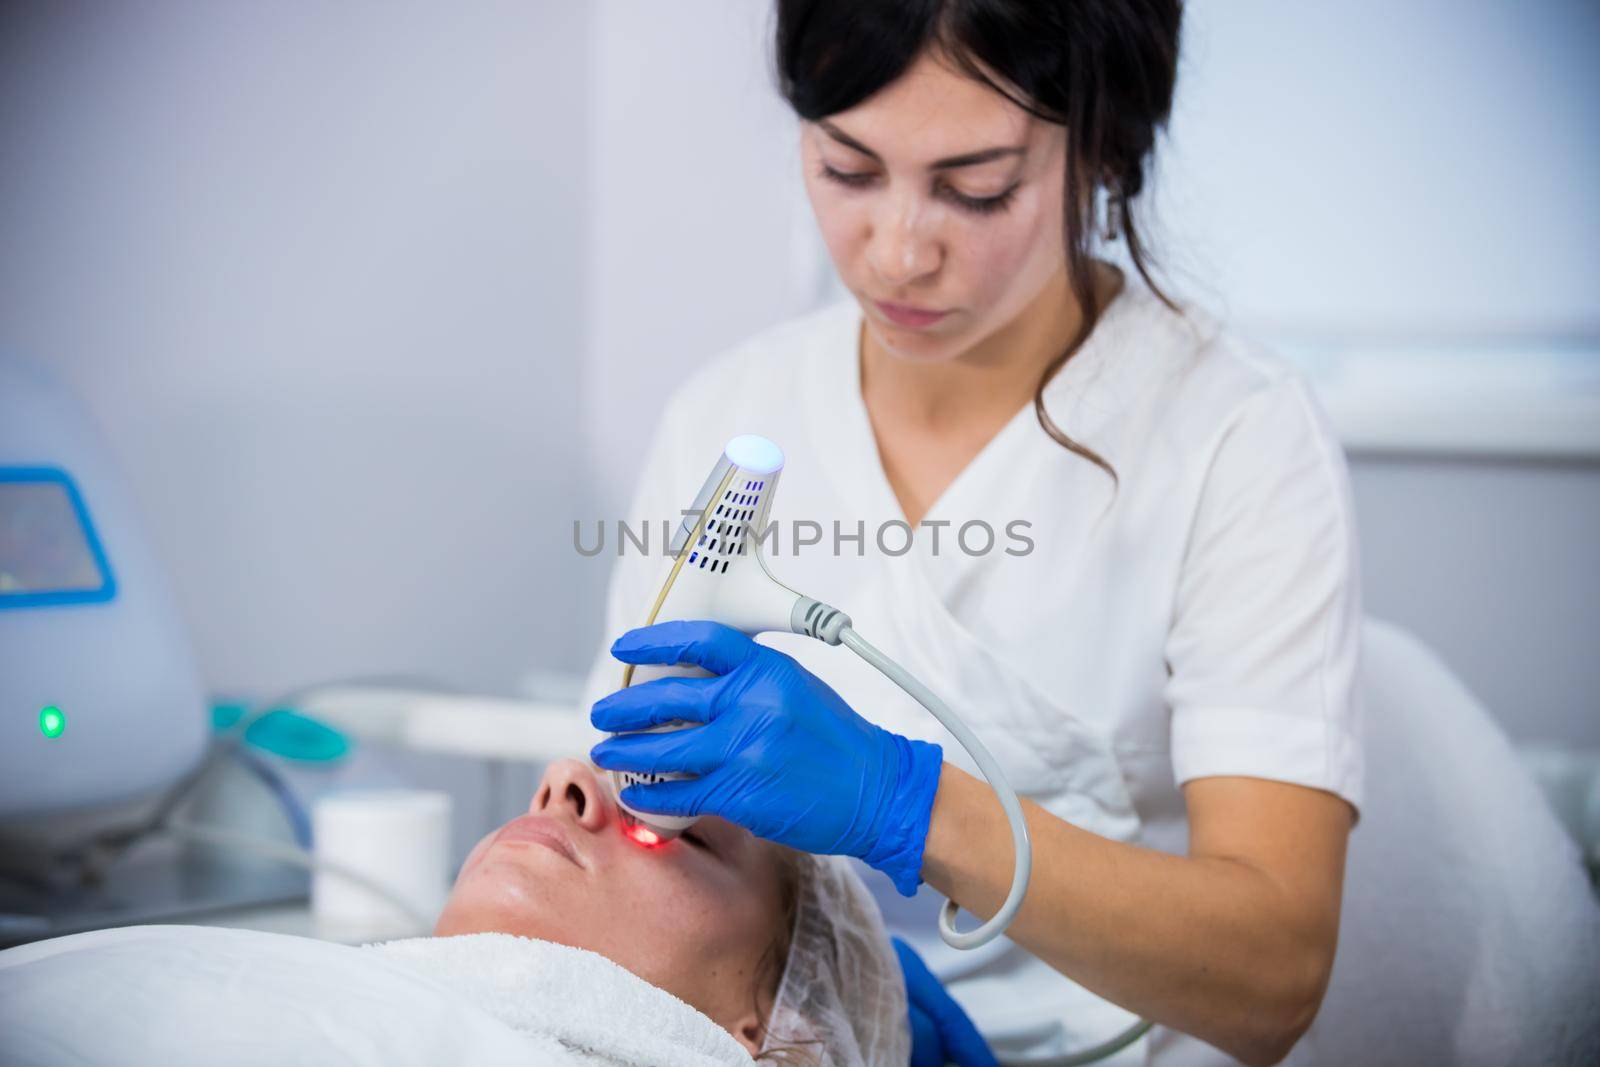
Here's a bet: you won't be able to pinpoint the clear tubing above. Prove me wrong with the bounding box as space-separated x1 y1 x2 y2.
835 625 1032 951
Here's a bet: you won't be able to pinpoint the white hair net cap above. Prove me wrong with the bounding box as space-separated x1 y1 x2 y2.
760 852 910 1065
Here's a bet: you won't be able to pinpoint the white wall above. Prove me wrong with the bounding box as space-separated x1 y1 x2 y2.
1349 457 1599 746
1154 1 1600 745
0 1 597 709
582 0 829 515
1158 0 1600 339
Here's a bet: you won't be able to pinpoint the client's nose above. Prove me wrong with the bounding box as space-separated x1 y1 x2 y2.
531 758 609 833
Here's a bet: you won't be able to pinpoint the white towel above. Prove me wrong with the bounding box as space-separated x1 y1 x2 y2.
363 932 754 1066
0 924 754 1066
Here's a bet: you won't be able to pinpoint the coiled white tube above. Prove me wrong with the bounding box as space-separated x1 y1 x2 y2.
830 622 1150 1064
823 622 1033 949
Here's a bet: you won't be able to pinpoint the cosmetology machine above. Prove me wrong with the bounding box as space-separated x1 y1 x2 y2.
604 434 1032 951
0 355 301 944
0 359 210 817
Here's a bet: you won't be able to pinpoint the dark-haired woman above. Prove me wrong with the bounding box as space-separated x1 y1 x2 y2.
587 4 1360 1065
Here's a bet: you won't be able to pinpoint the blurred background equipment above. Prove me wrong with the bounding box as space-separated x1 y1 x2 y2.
0 356 210 821
0 354 587 947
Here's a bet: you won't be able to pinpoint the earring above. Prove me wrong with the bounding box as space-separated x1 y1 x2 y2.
1101 189 1122 243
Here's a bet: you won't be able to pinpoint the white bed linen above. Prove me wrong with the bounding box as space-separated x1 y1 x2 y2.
0 924 753 1066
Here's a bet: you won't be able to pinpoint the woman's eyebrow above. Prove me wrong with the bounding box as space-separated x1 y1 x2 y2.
818 120 1025 171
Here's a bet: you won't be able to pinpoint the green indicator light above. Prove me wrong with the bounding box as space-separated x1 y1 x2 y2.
39 706 66 739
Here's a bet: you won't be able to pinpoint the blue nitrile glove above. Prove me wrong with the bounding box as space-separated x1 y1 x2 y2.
588 619 944 896
895 937 1000 1067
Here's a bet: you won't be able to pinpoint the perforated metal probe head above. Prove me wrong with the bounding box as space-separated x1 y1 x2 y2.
606 434 803 841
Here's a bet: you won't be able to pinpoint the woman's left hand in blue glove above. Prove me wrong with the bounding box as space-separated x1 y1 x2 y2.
588 620 944 896
895 937 1000 1067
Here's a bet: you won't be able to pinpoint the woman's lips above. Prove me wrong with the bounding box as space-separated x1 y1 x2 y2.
494 815 584 869
874 300 950 328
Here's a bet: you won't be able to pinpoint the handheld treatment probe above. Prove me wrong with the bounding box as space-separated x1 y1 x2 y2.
605 434 1031 951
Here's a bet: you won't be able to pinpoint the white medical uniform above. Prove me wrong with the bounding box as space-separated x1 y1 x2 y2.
579 281 1363 1067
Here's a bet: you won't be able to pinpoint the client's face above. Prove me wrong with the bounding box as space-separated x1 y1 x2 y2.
433 758 788 1053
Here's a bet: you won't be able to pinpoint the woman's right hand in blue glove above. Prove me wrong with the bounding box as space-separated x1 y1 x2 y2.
895 937 1000 1067
588 620 945 897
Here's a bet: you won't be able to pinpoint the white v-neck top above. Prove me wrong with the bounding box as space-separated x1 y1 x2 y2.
580 282 1362 1066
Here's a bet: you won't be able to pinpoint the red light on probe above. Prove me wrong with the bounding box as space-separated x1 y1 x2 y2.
625 823 662 847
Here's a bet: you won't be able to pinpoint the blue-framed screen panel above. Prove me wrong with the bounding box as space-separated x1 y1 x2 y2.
0 466 117 609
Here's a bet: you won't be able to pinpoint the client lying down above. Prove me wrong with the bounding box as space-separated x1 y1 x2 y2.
0 758 908 1066
414 757 907 1063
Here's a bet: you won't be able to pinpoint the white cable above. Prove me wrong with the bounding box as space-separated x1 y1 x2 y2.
165 819 432 932
834 625 1032 950
832 625 1151 1063
1003 1019 1154 1067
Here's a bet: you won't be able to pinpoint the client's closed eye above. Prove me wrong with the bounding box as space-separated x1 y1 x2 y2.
681 829 715 855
